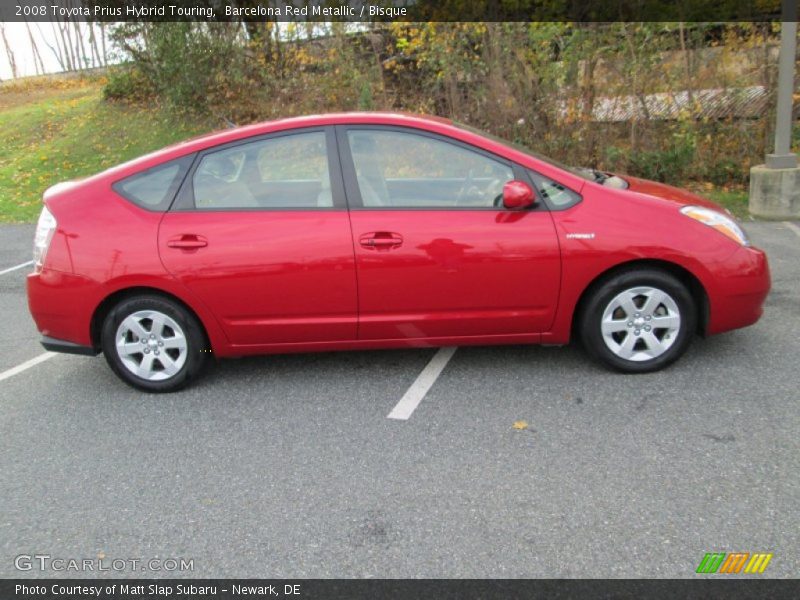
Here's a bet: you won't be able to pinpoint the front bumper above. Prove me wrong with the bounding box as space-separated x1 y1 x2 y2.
706 245 771 335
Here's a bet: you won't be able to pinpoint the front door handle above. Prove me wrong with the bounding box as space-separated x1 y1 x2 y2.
167 234 208 250
359 232 403 250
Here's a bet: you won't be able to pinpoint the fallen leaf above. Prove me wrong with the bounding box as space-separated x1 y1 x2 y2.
512 420 528 430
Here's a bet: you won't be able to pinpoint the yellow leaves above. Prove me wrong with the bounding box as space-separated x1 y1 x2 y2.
512 420 528 431
293 47 314 66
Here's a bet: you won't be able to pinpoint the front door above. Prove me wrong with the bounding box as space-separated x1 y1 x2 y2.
159 128 358 346
338 126 561 340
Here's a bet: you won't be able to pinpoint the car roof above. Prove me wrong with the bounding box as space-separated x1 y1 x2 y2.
153 112 454 158
95 112 455 180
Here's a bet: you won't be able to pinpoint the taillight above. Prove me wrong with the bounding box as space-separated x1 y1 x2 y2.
33 206 57 272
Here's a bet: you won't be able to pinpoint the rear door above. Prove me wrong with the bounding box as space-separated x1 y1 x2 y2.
159 127 358 346
337 125 561 340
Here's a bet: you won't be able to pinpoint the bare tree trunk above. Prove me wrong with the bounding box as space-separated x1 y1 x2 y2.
622 24 650 152
581 56 598 165
37 22 65 70
99 22 108 66
59 18 76 71
271 22 284 77
367 25 388 109
66 0 85 70
54 21 73 71
0 24 19 78
73 20 89 70
25 18 46 75
579 24 599 165
679 22 695 107
87 22 101 68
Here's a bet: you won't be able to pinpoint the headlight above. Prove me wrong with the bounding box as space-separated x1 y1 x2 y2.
680 205 749 246
33 206 57 271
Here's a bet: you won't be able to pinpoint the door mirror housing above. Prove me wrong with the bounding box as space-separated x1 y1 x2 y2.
502 180 536 210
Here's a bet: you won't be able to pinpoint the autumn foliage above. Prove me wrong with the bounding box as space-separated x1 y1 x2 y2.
104 22 790 188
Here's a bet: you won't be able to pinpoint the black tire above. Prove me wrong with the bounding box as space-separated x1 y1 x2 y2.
579 269 697 373
101 294 210 392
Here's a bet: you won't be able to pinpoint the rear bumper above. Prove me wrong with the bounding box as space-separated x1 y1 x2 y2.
41 335 99 356
706 245 771 335
27 269 99 348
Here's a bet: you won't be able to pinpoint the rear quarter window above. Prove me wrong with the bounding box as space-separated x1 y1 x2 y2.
113 155 194 211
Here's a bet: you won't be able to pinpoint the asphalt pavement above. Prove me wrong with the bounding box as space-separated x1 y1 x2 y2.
0 221 797 578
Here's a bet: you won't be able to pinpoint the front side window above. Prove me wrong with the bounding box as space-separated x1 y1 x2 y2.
346 129 513 208
528 170 582 209
114 156 193 211
193 131 332 209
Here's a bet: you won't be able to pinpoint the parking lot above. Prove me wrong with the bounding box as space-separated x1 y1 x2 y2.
0 221 798 578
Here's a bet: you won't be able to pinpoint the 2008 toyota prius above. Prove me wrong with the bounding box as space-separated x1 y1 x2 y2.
27 113 770 392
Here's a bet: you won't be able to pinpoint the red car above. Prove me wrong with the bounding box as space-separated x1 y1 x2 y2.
27 113 770 392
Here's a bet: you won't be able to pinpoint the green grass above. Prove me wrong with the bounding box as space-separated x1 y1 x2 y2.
0 81 207 222
703 188 750 220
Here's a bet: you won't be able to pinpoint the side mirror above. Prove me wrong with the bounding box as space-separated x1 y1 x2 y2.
502 180 536 210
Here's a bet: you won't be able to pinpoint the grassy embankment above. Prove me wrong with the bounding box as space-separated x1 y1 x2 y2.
0 76 750 222
0 77 205 223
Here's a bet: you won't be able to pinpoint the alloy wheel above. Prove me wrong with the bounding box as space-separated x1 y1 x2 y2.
115 310 188 381
599 286 681 362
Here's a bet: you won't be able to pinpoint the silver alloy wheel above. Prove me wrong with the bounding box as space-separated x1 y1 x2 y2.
600 286 681 362
115 310 188 381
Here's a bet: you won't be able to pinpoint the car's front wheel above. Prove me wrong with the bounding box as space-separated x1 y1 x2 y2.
101 295 209 392
579 269 697 373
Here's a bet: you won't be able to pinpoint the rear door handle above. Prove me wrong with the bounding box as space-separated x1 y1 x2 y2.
167 234 208 250
359 232 403 250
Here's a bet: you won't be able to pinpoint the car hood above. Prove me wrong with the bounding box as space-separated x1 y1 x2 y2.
620 175 726 212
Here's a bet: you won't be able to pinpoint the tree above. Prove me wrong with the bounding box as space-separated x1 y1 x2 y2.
0 24 18 78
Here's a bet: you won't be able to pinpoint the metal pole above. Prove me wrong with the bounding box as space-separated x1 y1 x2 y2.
766 0 799 169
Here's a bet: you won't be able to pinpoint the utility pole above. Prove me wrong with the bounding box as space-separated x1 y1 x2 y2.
750 0 800 218
767 0 798 168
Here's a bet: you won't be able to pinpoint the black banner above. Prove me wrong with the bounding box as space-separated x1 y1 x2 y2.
0 0 792 23
2 579 800 600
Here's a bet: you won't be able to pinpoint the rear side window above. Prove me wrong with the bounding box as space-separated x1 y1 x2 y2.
192 131 331 210
114 155 194 211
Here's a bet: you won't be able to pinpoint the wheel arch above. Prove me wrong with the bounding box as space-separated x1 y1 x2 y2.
570 258 709 342
90 286 213 353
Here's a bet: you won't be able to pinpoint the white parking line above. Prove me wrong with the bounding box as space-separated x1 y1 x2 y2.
784 221 800 238
387 347 457 420
0 352 56 383
0 260 33 276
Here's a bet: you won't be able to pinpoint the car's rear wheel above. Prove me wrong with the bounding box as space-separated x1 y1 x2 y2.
579 269 696 373
101 295 209 392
